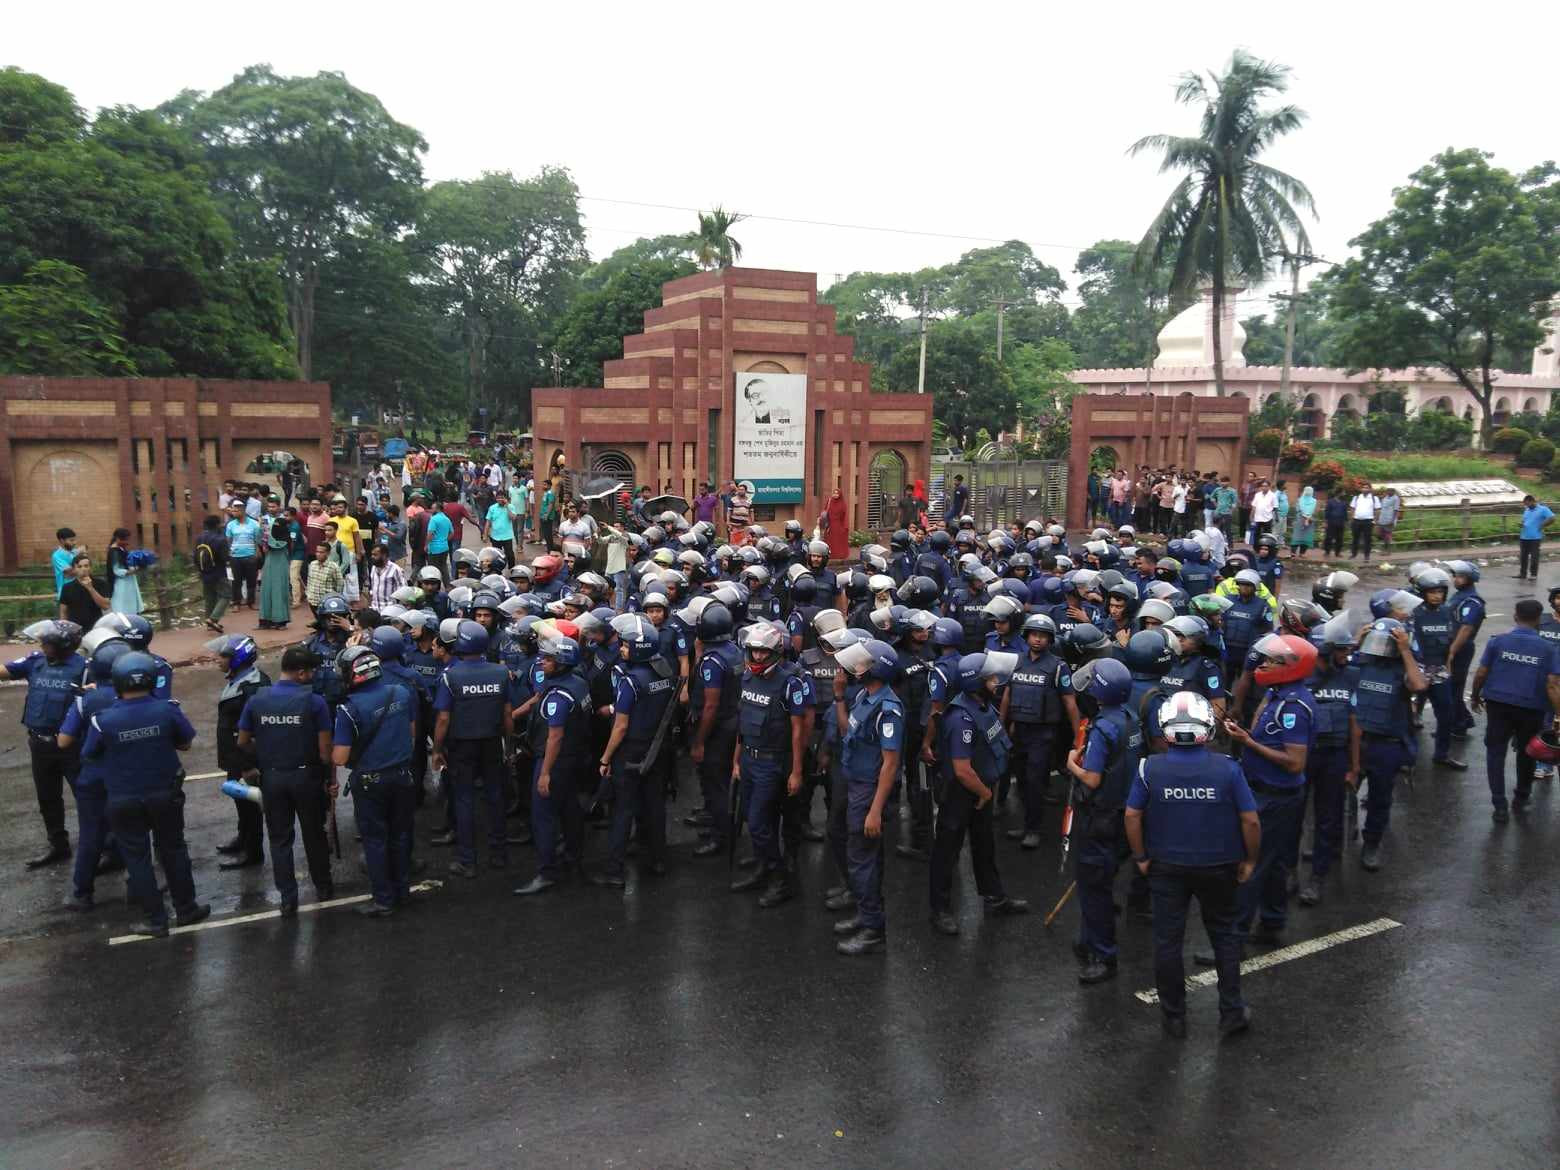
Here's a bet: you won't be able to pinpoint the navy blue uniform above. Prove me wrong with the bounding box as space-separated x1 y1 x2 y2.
737 664 809 877
528 670 591 879
334 679 416 909
239 680 334 903
435 657 512 868
1128 746 1255 1024
946 587 989 653
1221 595 1271 674
58 685 120 901
930 693 1017 913
839 683 904 930
217 666 270 860
1005 649 1071 834
1478 627 1560 812
1305 660 1359 881
1237 682 1314 937
693 642 744 847
892 643 936 854
7 649 86 850
1073 706 1144 962
82 696 198 927
1450 585 1486 733
1353 657 1414 847
605 660 677 876
1412 601 1458 761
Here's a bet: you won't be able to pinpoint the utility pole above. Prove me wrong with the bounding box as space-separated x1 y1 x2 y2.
990 298 1011 363
916 287 929 394
1275 250 1322 400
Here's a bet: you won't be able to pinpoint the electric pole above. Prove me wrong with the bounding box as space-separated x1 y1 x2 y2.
1275 250 1322 401
990 298 1011 363
916 287 929 394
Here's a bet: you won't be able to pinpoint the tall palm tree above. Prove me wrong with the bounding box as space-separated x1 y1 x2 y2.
1131 50 1315 396
695 206 746 270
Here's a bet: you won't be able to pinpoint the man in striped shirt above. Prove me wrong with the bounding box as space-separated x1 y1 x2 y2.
368 544 406 610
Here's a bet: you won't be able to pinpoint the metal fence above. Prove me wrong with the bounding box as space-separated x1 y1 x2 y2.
931 459 1069 530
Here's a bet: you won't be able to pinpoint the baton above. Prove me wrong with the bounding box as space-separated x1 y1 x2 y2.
328 791 342 859
726 767 743 876
1043 881 1076 928
1059 717 1089 875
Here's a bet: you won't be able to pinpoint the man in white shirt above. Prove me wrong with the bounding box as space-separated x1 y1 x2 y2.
1249 480 1277 543
1171 479 1188 537
1349 483 1380 561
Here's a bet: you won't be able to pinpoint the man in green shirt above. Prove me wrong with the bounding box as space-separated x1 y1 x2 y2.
1213 478 1238 535
539 484 558 551
484 490 517 565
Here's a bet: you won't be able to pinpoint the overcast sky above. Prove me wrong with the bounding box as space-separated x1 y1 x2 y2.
11 2 1555 319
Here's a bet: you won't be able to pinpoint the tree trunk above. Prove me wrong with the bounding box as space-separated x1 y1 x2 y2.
287 264 318 381
1212 177 1229 399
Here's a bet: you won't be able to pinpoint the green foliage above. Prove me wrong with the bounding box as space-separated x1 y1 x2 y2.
1252 391 1302 437
695 207 745 270
1518 437 1555 468
0 261 137 374
1404 410 1473 450
1068 239 1173 368
1278 440 1313 470
1547 449 1560 483
1492 426 1533 453
1010 339 1078 459
1240 294 1339 367
1249 427 1284 457
579 234 696 293
175 65 428 379
883 318 1015 450
1324 450 1548 489
552 256 699 387
1328 409 1409 451
1324 148 1560 440
1132 50 1315 393
1304 458 1346 491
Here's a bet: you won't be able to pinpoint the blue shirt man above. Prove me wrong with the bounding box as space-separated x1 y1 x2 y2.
226 514 262 560
1471 604 1560 818
1519 499 1555 541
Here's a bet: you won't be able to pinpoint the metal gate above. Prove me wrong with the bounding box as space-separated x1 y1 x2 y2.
934 458 1067 530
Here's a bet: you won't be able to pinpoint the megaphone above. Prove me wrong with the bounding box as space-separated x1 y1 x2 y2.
221 779 262 804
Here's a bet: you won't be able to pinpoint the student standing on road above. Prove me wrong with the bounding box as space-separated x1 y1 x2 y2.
1469 599 1560 823
1515 494 1555 583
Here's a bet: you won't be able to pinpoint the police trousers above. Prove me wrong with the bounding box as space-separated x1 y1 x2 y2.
1483 700 1544 810
260 766 333 901
930 778 1007 913
449 737 507 867
1360 734 1410 845
697 728 737 847
108 787 198 928
782 719 832 856
1422 675 1457 760
1451 643 1477 733
1010 723 1059 834
532 755 584 879
69 779 117 901
1307 742 1351 879
29 734 78 845
846 772 886 930
1073 807 1124 960
353 767 415 908
606 746 667 875
825 755 850 884
1149 862 1244 1022
1236 785 1306 935
902 727 934 850
741 750 790 874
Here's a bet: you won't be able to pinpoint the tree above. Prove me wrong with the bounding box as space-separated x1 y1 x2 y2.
552 256 698 387
0 261 137 375
695 206 746 270
934 241 1066 316
1131 50 1316 395
1241 292 1338 366
1325 149 1560 444
175 66 427 379
0 69 296 379
1069 239 1175 368
418 168 588 415
579 233 696 292
884 318 1015 449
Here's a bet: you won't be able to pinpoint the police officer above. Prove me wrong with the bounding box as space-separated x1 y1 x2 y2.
211 634 269 870
1124 691 1259 1038
1221 570 1272 678
1221 634 1314 949
514 634 592 896
82 652 209 937
92 612 173 698
331 646 417 916
1410 566 1466 769
432 620 513 879
688 602 745 860
930 651 1031 937
732 622 809 907
892 610 938 861
2 619 85 868
945 567 992 654
594 614 677 886
1469 599 1560 822
1065 656 1144 983
1160 616 1228 717
236 646 335 915
1000 613 1076 850
1351 618 1428 871
55 638 132 910
1298 614 1361 906
1445 560 1486 739
832 638 905 955
307 594 354 710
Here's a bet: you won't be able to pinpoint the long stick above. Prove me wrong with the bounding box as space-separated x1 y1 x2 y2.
1043 881 1076 928
1059 717 1089 875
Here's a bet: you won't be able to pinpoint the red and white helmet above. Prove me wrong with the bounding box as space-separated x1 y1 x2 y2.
1157 691 1218 745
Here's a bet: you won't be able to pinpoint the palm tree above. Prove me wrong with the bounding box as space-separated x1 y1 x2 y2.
1131 50 1315 397
695 206 746 270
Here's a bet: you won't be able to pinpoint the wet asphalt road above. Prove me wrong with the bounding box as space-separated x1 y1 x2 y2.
1 568 1558 1169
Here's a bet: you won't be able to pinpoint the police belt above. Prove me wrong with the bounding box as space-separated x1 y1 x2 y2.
351 765 410 783
741 745 790 760
1247 778 1305 796
28 728 63 742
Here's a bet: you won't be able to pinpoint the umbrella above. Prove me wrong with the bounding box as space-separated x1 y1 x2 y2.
574 474 624 502
646 493 690 517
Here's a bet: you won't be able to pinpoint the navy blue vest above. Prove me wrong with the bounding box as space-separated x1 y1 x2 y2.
840 684 904 783
341 681 414 772
528 671 591 765
21 653 84 733
245 682 321 770
1007 650 1065 725
738 664 796 755
1089 705 1144 811
1412 603 1454 666
942 693 1010 783
621 661 676 753
71 686 118 789
1355 659 1411 745
1307 661 1359 747
443 658 509 740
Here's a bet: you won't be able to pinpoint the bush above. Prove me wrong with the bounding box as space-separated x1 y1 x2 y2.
1278 440 1314 471
1518 437 1556 468
1547 449 1560 482
1305 458 1347 491
1249 427 1284 457
1405 410 1474 451
1492 426 1533 454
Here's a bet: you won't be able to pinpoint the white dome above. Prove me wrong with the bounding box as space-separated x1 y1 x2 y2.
1153 292 1246 369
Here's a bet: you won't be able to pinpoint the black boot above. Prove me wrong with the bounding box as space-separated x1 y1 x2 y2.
836 927 886 955
757 875 796 909
832 913 864 936
1078 956 1118 984
219 852 264 871
215 835 244 855
729 870 764 893
25 839 71 869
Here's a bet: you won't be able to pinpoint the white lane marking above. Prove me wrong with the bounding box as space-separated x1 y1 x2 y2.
1134 916 1403 1004
107 880 443 946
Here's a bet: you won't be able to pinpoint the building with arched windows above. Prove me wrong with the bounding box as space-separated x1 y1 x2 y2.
529 268 932 533
1068 291 1560 439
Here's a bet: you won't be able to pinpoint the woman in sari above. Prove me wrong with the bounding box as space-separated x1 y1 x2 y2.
106 528 142 615
1291 485 1317 558
823 488 850 562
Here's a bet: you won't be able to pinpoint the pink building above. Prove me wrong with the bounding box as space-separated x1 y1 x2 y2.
1068 291 1560 439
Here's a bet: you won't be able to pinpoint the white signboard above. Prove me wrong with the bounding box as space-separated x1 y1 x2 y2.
733 372 806 503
